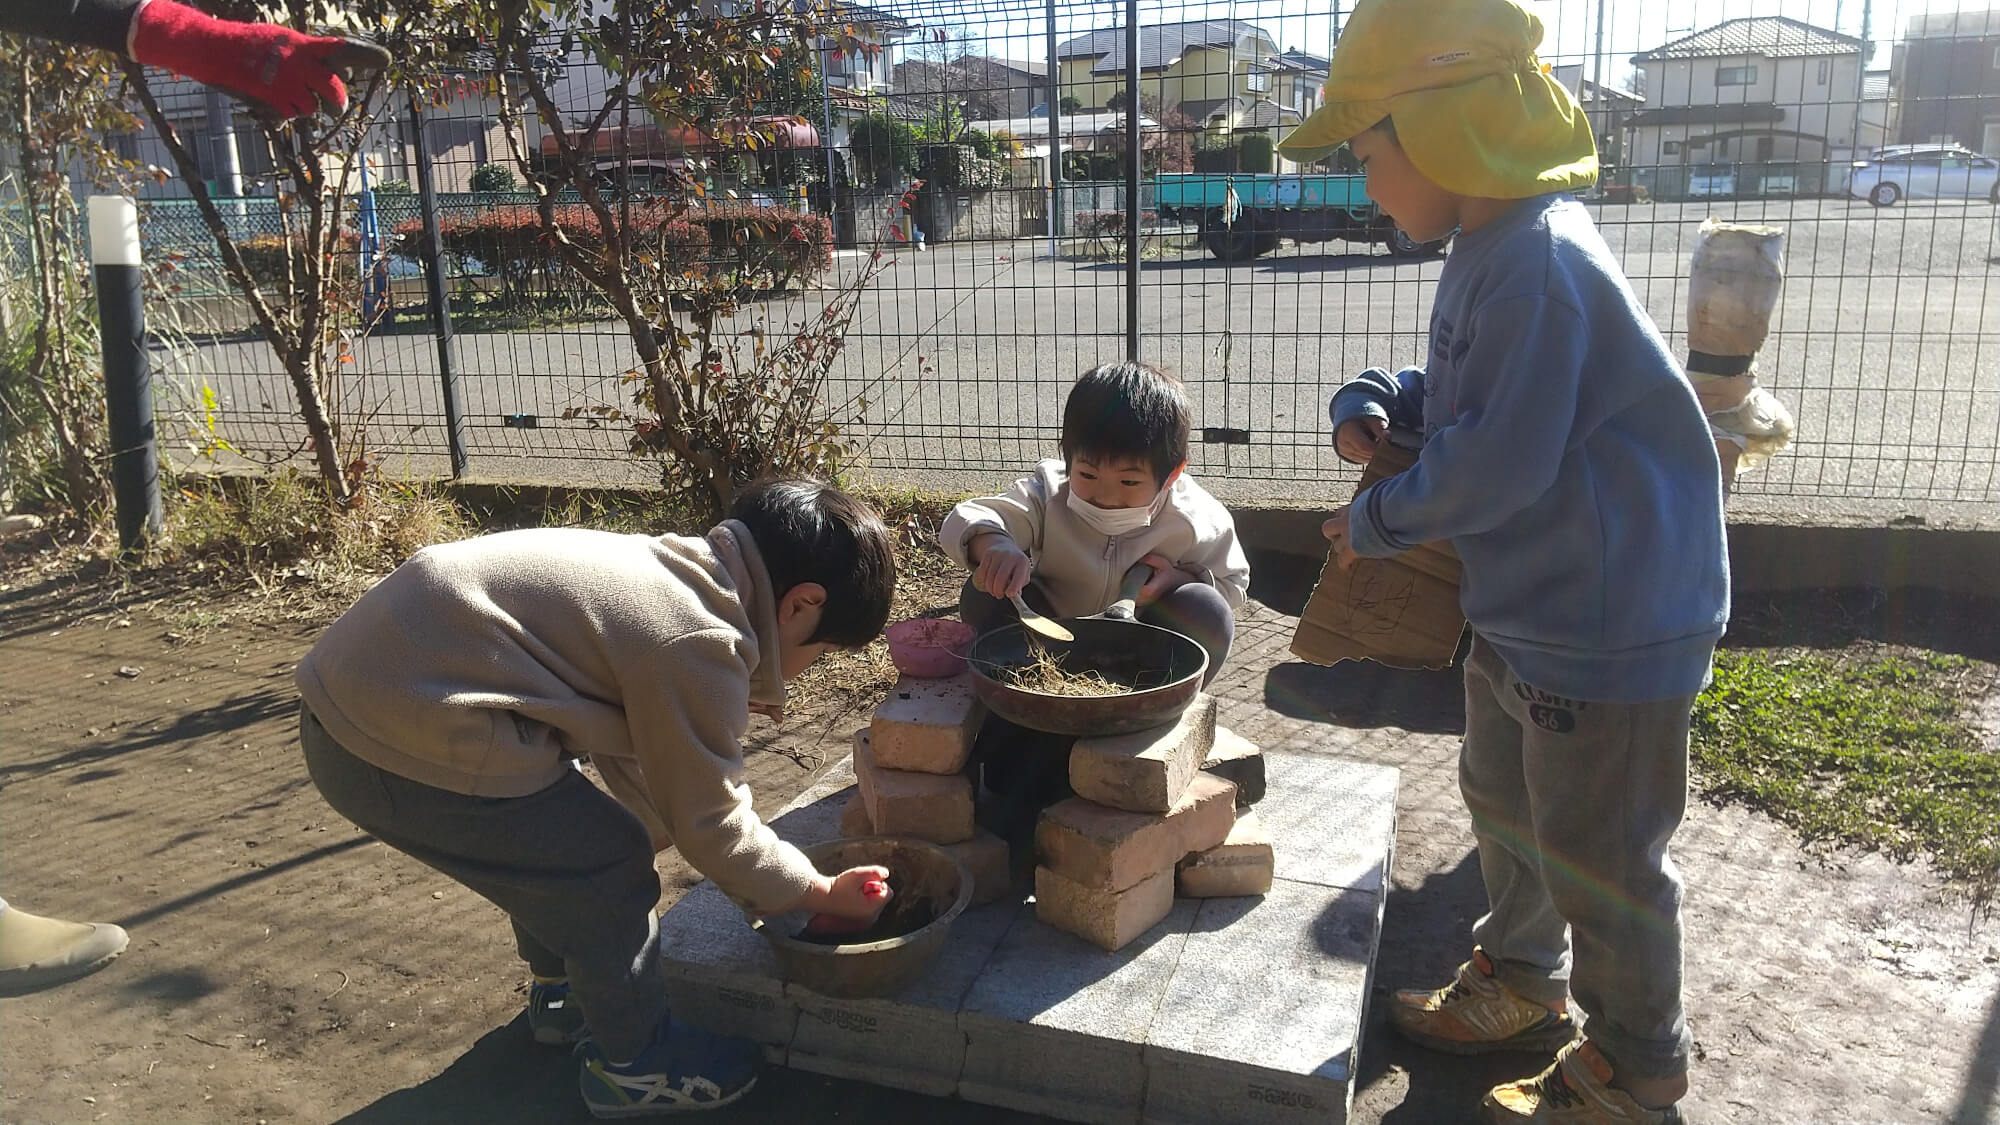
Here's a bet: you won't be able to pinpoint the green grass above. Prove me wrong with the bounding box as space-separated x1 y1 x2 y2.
1692 648 2000 911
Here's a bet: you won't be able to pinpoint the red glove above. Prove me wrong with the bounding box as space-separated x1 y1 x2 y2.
129 0 390 120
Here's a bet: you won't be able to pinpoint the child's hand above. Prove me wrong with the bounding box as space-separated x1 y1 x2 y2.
972 535 1032 599
1134 552 1196 606
1335 417 1388 464
794 865 893 932
1322 507 1361 571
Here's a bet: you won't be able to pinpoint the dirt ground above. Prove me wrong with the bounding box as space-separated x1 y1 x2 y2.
2 542 1996 1125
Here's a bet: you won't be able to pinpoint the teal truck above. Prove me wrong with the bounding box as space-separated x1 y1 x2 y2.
1153 171 1449 261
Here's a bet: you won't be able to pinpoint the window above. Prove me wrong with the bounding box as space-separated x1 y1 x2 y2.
1716 65 1758 86
1246 66 1269 93
1993 44 2000 69
1756 136 1775 161
1662 140 1682 155
1818 59 1830 85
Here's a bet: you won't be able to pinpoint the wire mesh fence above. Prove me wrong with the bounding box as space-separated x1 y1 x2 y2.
54 0 2000 508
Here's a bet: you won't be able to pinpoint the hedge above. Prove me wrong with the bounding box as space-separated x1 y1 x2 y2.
391 202 834 300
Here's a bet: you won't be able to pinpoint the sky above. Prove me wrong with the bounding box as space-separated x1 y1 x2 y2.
866 0 1981 90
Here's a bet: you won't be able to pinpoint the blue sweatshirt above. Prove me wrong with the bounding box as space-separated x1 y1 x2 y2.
1332 194 1728 703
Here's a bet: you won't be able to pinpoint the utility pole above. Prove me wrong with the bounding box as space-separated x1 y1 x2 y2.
1124 0 1140 362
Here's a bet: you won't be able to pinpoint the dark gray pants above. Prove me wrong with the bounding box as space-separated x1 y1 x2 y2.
1460 636 1694 1082
959 577 1234 686
299 705 667 1060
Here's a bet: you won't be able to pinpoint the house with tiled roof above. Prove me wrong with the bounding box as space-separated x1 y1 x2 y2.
1053 19 1308 135
1627 16 1867 197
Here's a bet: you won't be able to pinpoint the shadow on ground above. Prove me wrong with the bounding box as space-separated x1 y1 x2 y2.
1353 850 1566 1122
332 1017 1047 1125
1728 587 2000 663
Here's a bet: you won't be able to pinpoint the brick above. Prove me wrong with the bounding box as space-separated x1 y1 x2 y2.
839 790 873 837
944 830 1018 907
1035 773 1237 891
1069 694 1218 813
853 728 975 845
1176 811 1275 898
1142 881 1381 1125
1202 726 1266 807
1034 865 1175 952
871 674 984 774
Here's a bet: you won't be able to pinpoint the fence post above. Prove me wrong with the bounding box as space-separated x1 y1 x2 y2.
408 98 470 478
88 195 161 554
1124 0 1141 363
1045 0 1063 250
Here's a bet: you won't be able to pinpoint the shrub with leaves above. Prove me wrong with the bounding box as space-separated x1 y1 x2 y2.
470 0 905 519
469 162 517 193
391 202 832 302
124 0 473 504
0 36 146 518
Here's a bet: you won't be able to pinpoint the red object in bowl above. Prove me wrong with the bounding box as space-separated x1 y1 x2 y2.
884 618 977 678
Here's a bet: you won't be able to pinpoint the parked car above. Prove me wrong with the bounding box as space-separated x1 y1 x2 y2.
1849 144 2000 206
1687 163 1738 198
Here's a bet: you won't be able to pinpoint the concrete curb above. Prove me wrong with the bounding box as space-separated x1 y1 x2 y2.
1230 506 2000 600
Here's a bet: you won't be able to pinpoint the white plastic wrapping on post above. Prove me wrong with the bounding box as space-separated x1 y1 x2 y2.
1686 218 1794 472
88 196 142 267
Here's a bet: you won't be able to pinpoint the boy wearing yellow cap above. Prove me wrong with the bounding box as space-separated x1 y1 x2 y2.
1282 0 1726 1123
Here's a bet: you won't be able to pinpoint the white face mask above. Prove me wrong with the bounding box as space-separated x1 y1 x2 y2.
1066 483 1172 537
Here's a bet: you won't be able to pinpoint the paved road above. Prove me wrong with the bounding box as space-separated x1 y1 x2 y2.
168 197 2000 508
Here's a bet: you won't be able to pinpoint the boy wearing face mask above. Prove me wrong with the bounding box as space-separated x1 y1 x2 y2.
940 361 1249 685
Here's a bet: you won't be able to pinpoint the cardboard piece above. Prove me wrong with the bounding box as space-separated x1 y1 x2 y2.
1290 442 1465 671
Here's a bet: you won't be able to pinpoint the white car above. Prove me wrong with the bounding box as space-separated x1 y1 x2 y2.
1849 144 2000 206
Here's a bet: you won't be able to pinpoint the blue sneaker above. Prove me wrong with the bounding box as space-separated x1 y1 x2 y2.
528 978 590 1046
577 1019 760 1117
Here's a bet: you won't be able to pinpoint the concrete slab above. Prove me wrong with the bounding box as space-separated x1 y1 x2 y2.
959 898 1202 1125
1256 754 1400 895
654 747 1399 1124
1141 880 1384 1125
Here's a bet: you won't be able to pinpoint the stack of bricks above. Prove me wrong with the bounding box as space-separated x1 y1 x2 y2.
1032 695 1277 951
841 674 1015 906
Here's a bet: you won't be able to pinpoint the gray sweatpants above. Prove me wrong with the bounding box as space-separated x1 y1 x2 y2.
299 705 667 1060
1459 636 1695 1082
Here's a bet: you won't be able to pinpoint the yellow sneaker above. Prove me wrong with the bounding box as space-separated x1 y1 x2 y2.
1387 948 1577 1055
1482 1040 1684 1124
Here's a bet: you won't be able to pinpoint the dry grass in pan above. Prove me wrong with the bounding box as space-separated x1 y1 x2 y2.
995 641 1129 697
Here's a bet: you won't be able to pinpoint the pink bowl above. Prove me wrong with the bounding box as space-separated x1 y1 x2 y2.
884 618 977 678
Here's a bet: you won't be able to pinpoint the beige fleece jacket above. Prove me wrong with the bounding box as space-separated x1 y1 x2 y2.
938 459 1251 619
294 521 821 914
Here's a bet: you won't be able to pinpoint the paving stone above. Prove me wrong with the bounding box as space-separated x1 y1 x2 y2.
1202 725 1267 806
1256 752 1400 894
960 898 1201 1125
1069 694 1218 813
786 899 1023 1097
944 830 1019 907
1176 810 1275 898
1142 880 1384 1125
853 728 976 844
1033 864 1176 952
871 674 985 774
1035 773 1236 891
